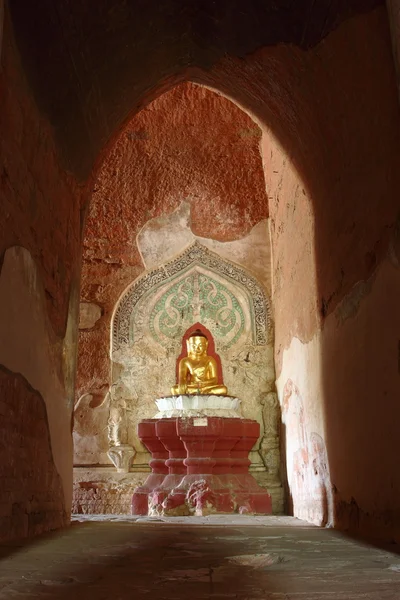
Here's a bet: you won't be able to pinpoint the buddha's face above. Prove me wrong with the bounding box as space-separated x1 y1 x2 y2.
187 335 208 358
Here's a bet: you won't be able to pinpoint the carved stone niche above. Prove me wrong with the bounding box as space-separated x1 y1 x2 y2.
109 241 278 477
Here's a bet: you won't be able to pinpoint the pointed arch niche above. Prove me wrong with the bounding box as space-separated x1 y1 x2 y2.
73 81 284 514
109 241 278 476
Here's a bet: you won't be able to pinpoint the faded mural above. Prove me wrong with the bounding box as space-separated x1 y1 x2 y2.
281 378 332 526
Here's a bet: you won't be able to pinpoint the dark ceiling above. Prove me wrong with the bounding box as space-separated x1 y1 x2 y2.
8 0 383 179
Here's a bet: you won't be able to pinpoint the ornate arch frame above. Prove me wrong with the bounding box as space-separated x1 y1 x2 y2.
112 241 272 354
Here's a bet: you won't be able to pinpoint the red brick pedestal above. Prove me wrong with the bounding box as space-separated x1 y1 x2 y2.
132 416 272 516
148 419 187 511
131 420 169 515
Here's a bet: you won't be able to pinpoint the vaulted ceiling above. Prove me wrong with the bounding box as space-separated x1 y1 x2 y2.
9 0 382 179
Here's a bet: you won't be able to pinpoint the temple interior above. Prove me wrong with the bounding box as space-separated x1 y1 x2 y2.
2 1 400 597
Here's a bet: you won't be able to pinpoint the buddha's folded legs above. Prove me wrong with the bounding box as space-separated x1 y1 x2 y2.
186 384 228 395
204 385 228 395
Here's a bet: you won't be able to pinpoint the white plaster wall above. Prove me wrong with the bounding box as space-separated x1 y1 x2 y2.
277 251 400 530
0 246 73 510
137 201 272 293
276 332 333 526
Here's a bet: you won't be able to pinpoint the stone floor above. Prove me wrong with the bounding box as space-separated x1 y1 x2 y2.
1 516 400 599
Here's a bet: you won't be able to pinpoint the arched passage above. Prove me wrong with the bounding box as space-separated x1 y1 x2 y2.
77 16 400 530
1 1 399 541
73 82 283 513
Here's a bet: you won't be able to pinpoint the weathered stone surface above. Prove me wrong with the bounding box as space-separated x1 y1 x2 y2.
2 517 400 599
72 469 284 516
0 246 74 513
72 469 147 514
79 302 102 330
0 13 81 542
87 82 267 253
138 202 272 292
0 366 67 542
0 13 82 338
77 83 269 411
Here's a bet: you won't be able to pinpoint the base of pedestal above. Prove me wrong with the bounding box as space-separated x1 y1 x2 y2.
72 467 282 515
132 473 271 516
132 412 274 516
153 474 234 516
150 473 271 516
131 473 167 515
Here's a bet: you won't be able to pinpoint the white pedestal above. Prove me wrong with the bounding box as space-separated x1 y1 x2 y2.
154 394 242 419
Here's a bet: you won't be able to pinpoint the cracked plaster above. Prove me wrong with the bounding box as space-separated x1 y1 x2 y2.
0 246 72 510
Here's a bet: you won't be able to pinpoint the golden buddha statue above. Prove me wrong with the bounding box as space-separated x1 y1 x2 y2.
171 330 228 396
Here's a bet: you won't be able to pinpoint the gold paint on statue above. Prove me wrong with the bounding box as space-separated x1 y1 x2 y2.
171 331 228 396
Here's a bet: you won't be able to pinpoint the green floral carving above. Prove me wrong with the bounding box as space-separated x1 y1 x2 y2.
149 275 194 344
149 272 244 348
114 241 271 351
199 274 244 345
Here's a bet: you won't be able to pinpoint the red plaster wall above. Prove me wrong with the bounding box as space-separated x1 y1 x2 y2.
0 367 67 541
259 11 400 536
0 29 82 338
0 14 82 540
3 0 400 544
196 9 400 341
76 82 267 407
75 8 400 542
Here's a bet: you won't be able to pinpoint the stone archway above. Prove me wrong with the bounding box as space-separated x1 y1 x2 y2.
2 0 399 540
74 236 284 514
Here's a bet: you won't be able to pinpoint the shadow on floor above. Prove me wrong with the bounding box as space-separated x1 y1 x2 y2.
1 517 400 599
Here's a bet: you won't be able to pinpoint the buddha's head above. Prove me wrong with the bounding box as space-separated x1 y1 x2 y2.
186 330 208 358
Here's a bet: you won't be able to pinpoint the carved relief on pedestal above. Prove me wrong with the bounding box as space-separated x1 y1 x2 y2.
261 391 280 438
